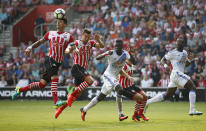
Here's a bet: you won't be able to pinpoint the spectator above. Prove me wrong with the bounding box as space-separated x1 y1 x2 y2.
158 73 170 88
0 76 7 87
141 74 154 88
16 74 29 87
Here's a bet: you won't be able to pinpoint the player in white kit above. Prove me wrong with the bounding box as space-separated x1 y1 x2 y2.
80 40 136 121
146 37 203 116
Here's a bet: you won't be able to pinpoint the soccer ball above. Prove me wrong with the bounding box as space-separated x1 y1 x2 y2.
54 8 65 20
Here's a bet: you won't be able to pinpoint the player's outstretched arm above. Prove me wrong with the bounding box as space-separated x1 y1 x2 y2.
94 34 104 49
96 51 113 60
25 38 46 57
65 44 78 54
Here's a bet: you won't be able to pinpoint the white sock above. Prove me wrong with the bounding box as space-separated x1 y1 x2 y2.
116 95 122 116
146 93 165 105
189 90 196 113
83 96 99 112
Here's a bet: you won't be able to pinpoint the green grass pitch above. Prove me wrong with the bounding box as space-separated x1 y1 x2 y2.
0 100 205 131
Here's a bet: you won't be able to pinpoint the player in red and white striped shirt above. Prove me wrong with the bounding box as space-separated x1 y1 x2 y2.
117 53 149 122
12 17 74 108
55 29 104 119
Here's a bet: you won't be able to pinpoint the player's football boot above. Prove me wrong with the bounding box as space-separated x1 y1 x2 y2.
55 104 68 119
12 86 20 100
80 108 87 121
139 114 149 121
119 114 128 121
53 100 67 109
132 115 140 122
67 94 76 107
189 110 203 116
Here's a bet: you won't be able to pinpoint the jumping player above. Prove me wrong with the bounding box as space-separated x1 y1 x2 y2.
80 40 136 121
54 29 104 118
12 15 74 107
146 37 203 116
117 59 149 122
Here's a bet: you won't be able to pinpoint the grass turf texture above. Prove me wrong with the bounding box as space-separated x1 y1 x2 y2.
0 100 205 131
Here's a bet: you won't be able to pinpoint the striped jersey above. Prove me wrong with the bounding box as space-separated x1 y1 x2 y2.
73 40 96 69
43 31 74 63
119 62 134 88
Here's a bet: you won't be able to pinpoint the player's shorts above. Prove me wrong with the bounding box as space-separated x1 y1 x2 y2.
71 64 90 86
101 74 119 95
122 84 142 100
42 56 61 83
168 70 190 88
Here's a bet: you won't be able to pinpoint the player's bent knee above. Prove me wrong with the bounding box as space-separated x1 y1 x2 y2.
115 85 123 95
97 93 106 101
85 76 94 85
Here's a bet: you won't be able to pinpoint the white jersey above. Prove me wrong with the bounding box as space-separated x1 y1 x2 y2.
104 50 131 79
165 49 188 73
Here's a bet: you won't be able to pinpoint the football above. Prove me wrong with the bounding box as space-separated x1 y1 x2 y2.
54 8 65 20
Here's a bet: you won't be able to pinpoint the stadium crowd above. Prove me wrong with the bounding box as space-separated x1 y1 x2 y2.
0 0 206 88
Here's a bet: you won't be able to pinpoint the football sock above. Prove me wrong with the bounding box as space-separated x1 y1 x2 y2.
134 101 140 116
116 94 122 116
139 100 146 115
189 90 196 113
83 96 99 112
71 81 90 97
51 78 59 104
146 93 165 105
19 82 45 92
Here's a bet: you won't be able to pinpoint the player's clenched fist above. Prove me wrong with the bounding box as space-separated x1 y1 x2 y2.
25 46 32 57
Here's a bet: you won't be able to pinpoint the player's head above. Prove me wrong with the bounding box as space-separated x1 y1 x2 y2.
176 36 184 51
82 29 91 43
115 39 123 54
57 19 67 31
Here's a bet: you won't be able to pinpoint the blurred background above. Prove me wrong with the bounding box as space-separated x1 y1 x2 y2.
0 0 206 101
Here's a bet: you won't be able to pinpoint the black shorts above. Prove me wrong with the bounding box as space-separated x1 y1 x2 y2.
122 84 142 100
41 56 61 82
71 64 89 86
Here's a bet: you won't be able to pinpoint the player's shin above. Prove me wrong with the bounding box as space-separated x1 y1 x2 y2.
116 94 123 116
51 78 59 104
189 90 196 113
19 82 45 92
146 93 165 105
83 96 99 112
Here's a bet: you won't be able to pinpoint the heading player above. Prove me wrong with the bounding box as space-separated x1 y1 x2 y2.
146 37 203 116
79 39 136 121
55 29 104 119
12 14 74 107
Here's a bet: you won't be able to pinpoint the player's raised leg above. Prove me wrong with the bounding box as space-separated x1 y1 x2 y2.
12 79 47 100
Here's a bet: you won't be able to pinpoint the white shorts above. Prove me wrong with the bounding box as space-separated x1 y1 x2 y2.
101 74 118 95
168 70 190 88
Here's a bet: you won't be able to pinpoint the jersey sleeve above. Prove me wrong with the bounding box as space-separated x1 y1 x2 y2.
165 51 173 60
89 40 96 47
183 50 189 61
43 31 49 40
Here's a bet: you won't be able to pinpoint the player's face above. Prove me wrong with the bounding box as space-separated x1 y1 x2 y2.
57 19 66 31
82 33 91 42
177 39 184 51
115 42 123 55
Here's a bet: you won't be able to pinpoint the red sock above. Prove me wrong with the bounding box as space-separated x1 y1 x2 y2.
51 78 59 104
138 100 146 115
71 81 90 97
134 101 140 116
19 82 45 92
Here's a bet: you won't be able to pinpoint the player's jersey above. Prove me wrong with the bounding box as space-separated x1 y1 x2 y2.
104 50 131 79
119 62 134 88
73 40 96 69
165 49 188 73
43 31 74 63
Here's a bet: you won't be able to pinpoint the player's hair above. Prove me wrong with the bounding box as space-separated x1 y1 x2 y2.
83 29 91 34
116 39 123 45
177 36 184 43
